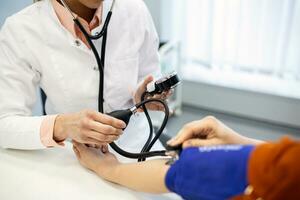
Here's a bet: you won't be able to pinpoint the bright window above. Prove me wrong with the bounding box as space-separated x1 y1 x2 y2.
163 0 300 99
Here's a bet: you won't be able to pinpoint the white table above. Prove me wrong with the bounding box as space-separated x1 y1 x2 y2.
0 142 180 200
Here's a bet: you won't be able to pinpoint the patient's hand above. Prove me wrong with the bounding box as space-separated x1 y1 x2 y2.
168 116 263 148
73 141 120 176
74 141 170 193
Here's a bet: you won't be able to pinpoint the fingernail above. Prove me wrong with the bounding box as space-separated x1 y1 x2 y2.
167 138 175 145
117 123 126 130
183 141 192 148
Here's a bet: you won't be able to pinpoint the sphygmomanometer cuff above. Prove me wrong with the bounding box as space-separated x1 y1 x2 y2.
165 146 254 200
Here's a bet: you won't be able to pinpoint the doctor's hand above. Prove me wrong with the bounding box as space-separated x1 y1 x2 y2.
134 75 173 111
54 109 126 145
167 116 264 148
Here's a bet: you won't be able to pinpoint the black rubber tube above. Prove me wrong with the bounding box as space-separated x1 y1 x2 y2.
73 18 105 113
109 98 169 159
138 92 153 162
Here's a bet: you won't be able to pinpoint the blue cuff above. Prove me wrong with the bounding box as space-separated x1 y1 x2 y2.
165 145 254 200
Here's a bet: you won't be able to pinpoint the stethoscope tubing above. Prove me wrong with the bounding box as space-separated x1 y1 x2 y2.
62 0 171 160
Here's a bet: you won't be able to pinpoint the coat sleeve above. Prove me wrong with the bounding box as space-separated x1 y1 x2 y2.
136 1 161 83
0 17 46 149
244 137 300 200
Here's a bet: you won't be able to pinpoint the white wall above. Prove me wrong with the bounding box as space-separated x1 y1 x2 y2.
144 0 186 46
143 0 162 36
0 0 32 26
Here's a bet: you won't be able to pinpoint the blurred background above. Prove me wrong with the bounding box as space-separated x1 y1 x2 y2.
1 0 300 142
146 0 300 142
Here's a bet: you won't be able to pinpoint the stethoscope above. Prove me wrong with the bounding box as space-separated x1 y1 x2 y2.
60 0 115 113
60 0 182 161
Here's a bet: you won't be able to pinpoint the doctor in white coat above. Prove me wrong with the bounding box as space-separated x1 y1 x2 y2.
0 0 167 160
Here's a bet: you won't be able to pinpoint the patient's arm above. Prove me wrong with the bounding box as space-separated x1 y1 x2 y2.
103 159 170 193
72 141 170 193
73 140 258 200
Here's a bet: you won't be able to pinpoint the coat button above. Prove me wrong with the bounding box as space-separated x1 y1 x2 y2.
75 40 81 46
93 66 98 71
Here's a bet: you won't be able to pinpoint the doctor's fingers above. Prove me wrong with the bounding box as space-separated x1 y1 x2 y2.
90 112 126 129
145 102 165 111
88 120 123 136
138 75 154 94
152 90 173 100
145 98 170 111
87 131 120 143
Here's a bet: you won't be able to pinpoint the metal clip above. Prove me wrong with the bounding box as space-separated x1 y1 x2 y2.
165 151 179 165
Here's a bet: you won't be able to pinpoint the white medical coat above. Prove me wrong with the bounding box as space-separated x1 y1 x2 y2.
0 0 163 156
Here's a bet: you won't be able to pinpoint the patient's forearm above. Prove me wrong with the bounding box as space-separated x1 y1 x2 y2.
96 159 170 193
